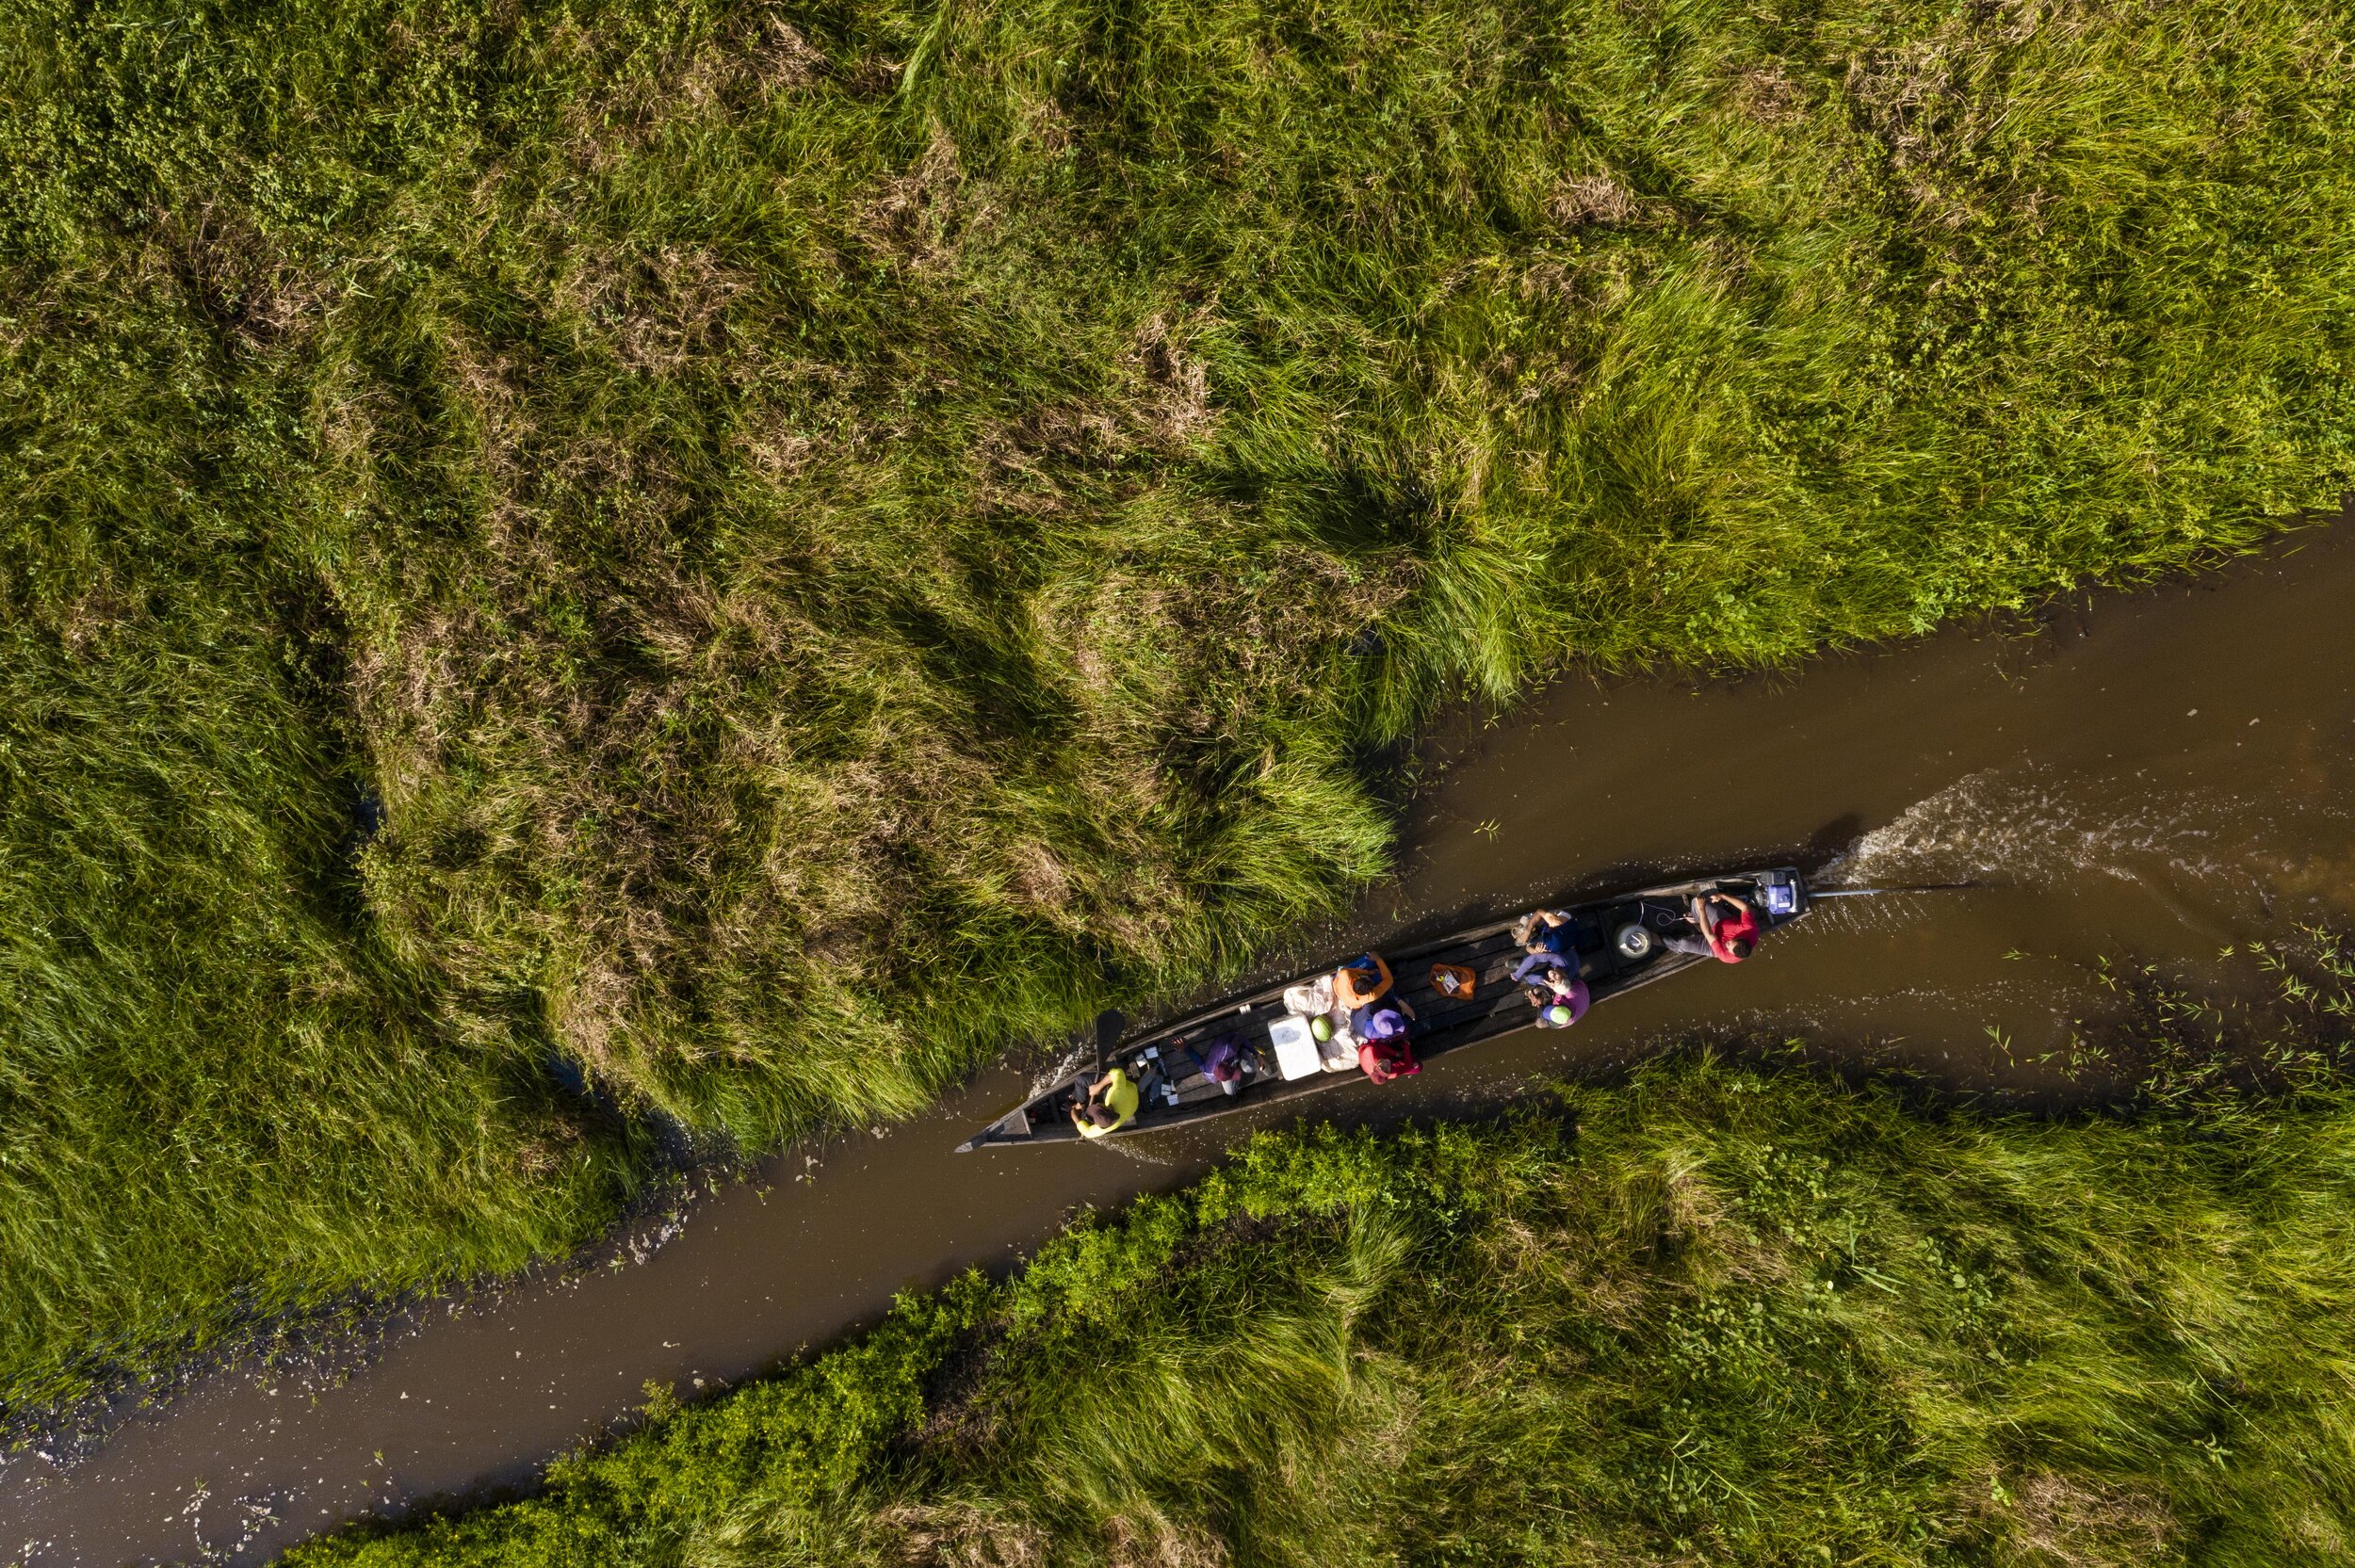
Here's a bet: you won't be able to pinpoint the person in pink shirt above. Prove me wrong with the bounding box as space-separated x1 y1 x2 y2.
1522 963 1590 1028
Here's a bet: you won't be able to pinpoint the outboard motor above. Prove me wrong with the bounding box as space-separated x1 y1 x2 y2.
1752 868 1803 917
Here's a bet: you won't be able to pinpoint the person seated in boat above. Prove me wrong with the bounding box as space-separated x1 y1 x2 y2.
1662 891 1762 963
1356 1005 1420 1083
1197 1036 1246 1096
1334 952 1396 1010
1514 909 1577 962
1510 947 1581 987
1067 1065 1141 1138
1522 964 1591 1028
1337 952 1418 1032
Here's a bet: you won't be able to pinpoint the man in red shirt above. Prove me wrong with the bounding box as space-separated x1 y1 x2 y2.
1665 891 1761 962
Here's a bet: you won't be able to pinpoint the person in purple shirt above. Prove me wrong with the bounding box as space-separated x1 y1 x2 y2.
1197 1036 1246 1096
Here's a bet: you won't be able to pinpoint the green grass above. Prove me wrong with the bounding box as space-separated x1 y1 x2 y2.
0 309 650 1407
7 0 2355 1405
287 1031 2355 1565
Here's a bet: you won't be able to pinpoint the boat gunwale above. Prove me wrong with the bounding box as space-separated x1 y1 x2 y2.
956 867 1805 1151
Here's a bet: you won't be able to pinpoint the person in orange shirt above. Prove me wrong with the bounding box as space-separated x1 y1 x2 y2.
1333 951 1395 1010
1335 952 1418 1041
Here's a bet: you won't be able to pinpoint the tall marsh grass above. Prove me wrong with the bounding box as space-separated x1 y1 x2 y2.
290 1047 2355 1566
6 0 2355 1400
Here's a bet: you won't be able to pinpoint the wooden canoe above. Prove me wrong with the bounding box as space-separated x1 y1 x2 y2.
953 866 1810 1151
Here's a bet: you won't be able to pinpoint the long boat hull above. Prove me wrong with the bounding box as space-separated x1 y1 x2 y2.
954 866 1811 1151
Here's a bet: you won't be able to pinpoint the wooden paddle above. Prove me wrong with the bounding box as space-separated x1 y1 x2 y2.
1093 1008 1126 1076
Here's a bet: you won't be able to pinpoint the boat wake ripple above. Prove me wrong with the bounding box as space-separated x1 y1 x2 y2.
1821 767 2347 909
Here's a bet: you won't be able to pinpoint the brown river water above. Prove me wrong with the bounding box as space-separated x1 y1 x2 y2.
8 524 2355 1564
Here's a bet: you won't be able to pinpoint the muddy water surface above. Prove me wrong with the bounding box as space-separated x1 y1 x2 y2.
8 527 2355 1564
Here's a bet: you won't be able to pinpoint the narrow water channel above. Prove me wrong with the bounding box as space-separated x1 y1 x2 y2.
9 525 2355 1565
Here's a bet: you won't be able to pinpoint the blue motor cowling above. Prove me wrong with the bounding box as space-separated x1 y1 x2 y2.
1753 869 1801 916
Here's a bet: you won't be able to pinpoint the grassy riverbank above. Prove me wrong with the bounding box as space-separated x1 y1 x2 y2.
8 0 2355 1404
292 1041 2355 1567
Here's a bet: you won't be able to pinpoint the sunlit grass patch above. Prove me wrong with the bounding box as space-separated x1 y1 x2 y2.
287 1032 2355 1566
4 0 2354 1404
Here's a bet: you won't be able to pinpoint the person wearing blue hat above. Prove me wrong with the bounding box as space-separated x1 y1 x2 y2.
1355 1004 1419 1083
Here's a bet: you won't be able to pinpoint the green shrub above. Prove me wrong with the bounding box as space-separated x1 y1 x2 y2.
290 1056 2355 1566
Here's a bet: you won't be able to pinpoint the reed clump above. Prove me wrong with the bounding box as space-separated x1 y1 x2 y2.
6 0 2355 1402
